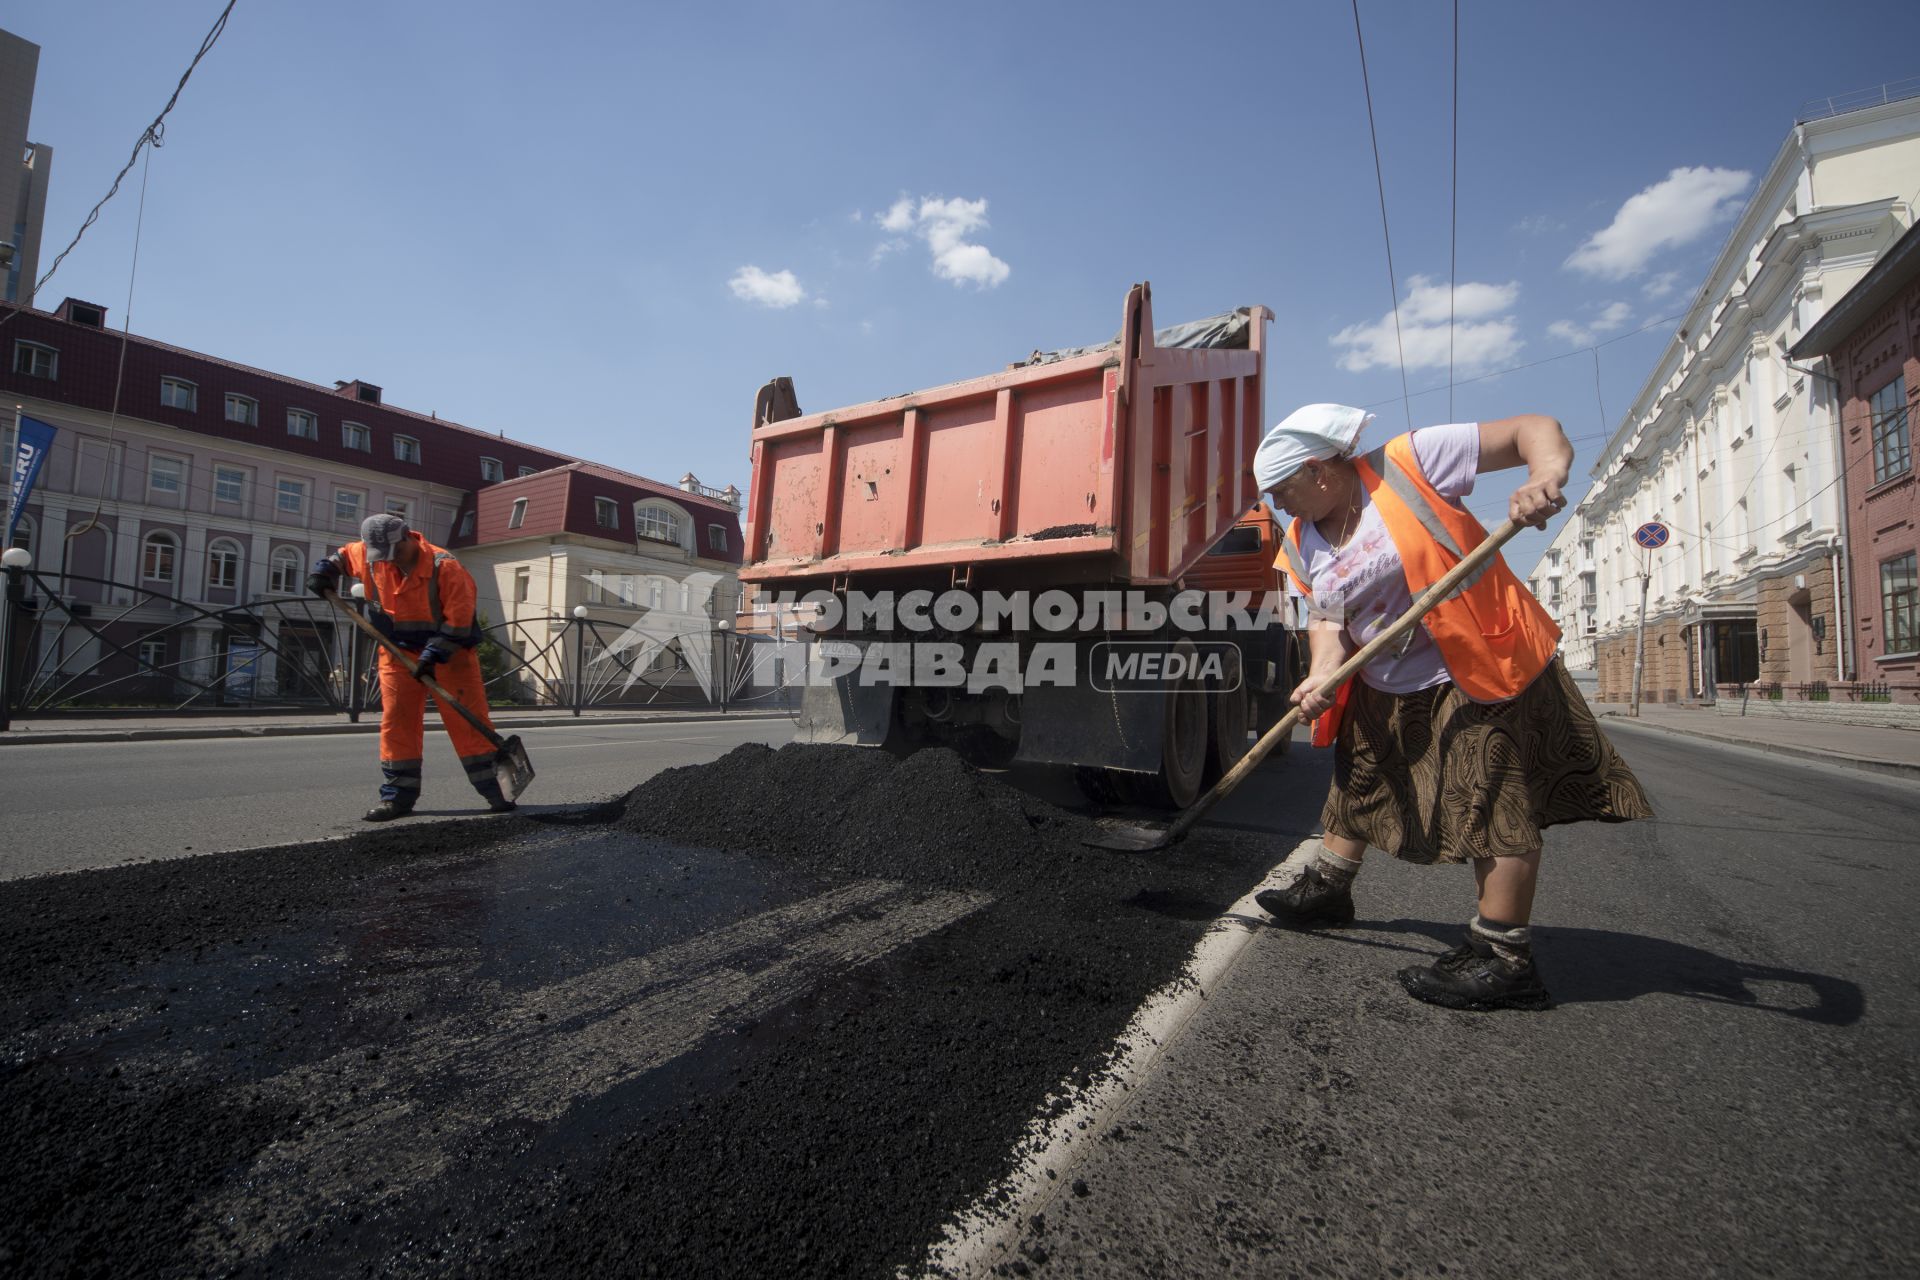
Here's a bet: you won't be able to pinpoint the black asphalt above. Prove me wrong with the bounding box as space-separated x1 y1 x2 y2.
0 743 1322 1278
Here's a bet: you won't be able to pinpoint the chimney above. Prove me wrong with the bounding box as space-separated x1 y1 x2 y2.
334 380 383 405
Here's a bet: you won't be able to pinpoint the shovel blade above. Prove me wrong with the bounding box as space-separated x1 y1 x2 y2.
493 735 536 800
1083 823 1174 853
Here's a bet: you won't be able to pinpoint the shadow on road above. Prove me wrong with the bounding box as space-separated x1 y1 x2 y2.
1299 918 1866 1026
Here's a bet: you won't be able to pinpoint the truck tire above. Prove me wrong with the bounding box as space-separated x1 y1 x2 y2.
1204 657 1251 784
1135 638 1207 809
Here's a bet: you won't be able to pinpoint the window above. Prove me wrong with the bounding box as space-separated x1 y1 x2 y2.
342 421 371 452
269 547 303 595
587 574 605 605
385 498 411 521
276 478 308 517
160 377 197 411
596 498 619 530
224 393 258 426
141 531 178 582
1884 553 1918 655
636 506 680 544
138 636 167 670
214 465 247 505
1870 375 1911 485
283 408 316 440
394 435 421 464
336 489 365 525
518 466 537 478
514 567 531 603
480 457 504 483
508 497 528 530
647 580 663 609
207 539 241 590
13 341 58 378
148 455 184 496
10 514 35 556
706 524 728 552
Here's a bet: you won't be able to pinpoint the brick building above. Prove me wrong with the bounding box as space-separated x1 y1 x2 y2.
2 297 740 702
1791 218 1920 702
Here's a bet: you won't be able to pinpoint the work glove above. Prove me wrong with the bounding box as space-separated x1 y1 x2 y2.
307 560 341 599
412 637 456 682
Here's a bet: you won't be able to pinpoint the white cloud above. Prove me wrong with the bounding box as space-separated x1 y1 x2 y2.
728 265 806 309
1565 167 1752 280
1642 270 1683 300
1330 275 1522 374
1546 301 1633 347
872 194 1011 288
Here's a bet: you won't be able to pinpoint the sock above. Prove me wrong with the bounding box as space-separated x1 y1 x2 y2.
1313 844 1362 887
1470 914 1532 967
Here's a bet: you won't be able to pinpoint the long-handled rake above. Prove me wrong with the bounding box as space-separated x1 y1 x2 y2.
323 590 536 801
1086 518 1524 853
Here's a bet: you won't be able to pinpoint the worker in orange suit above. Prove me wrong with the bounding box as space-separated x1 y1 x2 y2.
308 513 514 821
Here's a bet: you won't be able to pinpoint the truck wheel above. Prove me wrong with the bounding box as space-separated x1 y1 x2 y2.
1136 639 1207 809
1205 679 1251 783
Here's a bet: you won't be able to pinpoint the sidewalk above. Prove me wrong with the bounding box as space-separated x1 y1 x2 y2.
0 703 795 747
1588 698 1920 780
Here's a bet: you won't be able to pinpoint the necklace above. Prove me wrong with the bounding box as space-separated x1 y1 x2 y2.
1321 471 1364 549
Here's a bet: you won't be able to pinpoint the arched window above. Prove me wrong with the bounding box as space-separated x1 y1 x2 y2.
635 504 682 546
207 538 243 591
8 513 33 556
141 531 178 583
269 546 303 594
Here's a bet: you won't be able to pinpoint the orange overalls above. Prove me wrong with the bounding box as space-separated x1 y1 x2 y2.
324 532 502 805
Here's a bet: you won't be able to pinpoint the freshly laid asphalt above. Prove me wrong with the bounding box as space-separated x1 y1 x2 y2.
3 722 1916 1278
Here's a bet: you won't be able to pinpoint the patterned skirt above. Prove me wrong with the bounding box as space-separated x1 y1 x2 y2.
1321 658 1653 863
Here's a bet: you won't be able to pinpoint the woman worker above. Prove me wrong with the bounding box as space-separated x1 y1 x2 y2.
1251 404 1651 1011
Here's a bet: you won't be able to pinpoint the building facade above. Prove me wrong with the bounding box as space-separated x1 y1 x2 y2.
1 297 741 704
1553 94 1920 703
1790 220 1920 701
0 28 52 305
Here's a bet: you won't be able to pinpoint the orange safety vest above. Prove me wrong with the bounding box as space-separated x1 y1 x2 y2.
326 531 483 651
1277 432 1560 743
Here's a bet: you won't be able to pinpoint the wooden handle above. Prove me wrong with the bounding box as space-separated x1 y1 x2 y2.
1164 517 1528 844
322 589 504 748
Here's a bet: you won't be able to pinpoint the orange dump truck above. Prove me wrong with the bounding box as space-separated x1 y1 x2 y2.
740 283 1302 806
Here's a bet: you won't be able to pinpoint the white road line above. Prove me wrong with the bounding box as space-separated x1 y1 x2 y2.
189 877 991 1267
914 837 1321 1279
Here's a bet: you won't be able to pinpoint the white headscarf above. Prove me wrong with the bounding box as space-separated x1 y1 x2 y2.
1252 403 1373 493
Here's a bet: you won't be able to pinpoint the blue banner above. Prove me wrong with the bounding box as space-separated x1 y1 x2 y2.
7 414 57 551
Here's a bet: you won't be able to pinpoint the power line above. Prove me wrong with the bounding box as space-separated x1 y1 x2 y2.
1448 0 1460 423
30 0 240 302
1350 0 1412 431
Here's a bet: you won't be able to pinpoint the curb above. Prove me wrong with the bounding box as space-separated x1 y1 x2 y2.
919 836 1320 1278
1597 713 1920 782
0 709 796 748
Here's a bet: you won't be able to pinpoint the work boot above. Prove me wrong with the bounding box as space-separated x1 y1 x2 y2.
1398 919 1552 1011
474 782 517 814
362 798 416 822
1254 859 1357 929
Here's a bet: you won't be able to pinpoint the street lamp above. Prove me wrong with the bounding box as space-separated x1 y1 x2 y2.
1 548 30 569
716 618 732 714
572 605 589 716
0 547 31 733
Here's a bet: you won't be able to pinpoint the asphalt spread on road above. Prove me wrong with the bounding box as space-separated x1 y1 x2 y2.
1 744 1301 1278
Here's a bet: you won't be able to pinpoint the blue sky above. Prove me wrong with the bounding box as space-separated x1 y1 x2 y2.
10 0 1920 573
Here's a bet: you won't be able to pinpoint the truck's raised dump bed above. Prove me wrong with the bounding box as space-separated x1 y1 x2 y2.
742 284 1272 592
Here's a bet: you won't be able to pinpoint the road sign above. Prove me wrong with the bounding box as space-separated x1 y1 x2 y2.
1634 522 1670 550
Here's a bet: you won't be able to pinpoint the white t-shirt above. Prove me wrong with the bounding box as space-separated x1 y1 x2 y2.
1295 424 1481 694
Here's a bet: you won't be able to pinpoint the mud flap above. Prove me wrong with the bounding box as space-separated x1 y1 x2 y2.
797 677 897 746
1013 677 1167 774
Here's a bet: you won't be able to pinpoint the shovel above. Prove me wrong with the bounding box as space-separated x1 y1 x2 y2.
323 589 537 802
1086 518 1525 853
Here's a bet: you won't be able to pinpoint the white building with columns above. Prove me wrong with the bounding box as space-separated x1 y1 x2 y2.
1542 92 1920 703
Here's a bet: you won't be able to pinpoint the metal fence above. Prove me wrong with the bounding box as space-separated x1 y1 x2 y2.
0 561 804 730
